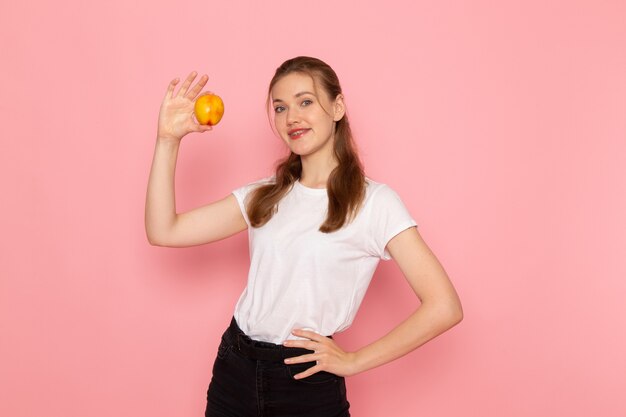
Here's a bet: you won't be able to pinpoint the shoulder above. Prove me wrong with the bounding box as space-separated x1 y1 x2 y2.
245 175 276 187
234 175 275 192
364 176 403 202
361 177 415 222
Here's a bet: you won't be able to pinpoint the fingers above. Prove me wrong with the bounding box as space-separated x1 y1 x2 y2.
166 72 210 101
174 71 197 98
291 329 326 342
284 352 317 365
283 338 319 351
283 330 353 379
291 363 324 380
191 122 213 133
283 329 332 352
186 74 209 99
166 77 180 98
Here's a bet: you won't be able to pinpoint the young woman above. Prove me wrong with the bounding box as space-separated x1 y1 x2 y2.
145 56 463 417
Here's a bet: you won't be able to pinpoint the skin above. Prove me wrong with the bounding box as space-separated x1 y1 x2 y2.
270 72 346 188
145 70 463 380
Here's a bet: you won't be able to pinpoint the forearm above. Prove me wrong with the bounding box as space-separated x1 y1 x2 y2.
351 300 463 375
145 138 181 245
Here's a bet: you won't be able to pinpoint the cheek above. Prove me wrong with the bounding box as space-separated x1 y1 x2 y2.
274 114 287 128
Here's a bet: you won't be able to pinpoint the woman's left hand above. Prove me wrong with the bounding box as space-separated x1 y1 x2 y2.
283 329 360 379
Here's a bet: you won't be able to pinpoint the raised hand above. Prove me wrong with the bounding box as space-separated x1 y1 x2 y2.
157 71 213 142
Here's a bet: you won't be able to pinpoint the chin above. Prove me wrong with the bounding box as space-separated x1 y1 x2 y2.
284 142 309 156
288 149 309 157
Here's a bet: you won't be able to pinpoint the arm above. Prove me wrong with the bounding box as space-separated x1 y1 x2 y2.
145 71 247 247
284 226 463 378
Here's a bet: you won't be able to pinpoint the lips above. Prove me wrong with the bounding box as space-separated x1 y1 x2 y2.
288 128 310 139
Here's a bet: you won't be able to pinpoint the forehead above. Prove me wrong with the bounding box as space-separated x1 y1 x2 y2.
271 72 323 101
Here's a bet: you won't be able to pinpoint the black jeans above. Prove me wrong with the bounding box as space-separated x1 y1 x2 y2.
205 317 350 417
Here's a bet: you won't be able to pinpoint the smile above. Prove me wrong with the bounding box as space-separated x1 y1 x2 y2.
289 129 310 140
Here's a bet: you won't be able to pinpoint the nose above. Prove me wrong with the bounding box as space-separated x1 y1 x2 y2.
286 108 300 126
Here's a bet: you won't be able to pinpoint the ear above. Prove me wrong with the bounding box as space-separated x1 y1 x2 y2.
333 94 346 122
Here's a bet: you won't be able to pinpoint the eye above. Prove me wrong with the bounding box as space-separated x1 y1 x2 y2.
301 99 313 107
274 106 285 113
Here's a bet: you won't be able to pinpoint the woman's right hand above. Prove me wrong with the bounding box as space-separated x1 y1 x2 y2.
157 71 214 143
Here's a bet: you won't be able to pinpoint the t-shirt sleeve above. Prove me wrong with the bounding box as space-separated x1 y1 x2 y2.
369 184 418 261
231 176 274 227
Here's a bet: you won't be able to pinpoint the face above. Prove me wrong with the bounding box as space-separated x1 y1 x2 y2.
271 72 345 158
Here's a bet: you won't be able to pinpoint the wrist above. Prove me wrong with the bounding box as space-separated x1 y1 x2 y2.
346 350 367 376
156 134 182 146
156 126 183 142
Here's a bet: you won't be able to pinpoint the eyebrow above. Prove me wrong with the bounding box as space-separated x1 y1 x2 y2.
272 91 315 103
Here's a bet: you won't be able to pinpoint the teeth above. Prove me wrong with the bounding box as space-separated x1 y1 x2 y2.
290 129 307 136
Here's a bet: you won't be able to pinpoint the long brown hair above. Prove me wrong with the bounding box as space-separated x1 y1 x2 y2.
247 56 366 233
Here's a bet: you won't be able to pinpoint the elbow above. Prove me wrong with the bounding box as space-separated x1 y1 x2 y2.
147 237 161 247
447 299 464 328
426 298 463 330
146 234 161 246
146 230 183 248
439 287 464 327
451 303 464 326
146 229 167 247
145 220 171 247
145 216 179 247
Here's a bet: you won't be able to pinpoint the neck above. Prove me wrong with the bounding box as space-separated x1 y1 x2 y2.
299 150 338 189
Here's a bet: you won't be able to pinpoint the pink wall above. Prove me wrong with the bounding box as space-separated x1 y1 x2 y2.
2 1 625 416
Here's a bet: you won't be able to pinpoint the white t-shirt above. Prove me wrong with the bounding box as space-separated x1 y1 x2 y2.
231 176 418 344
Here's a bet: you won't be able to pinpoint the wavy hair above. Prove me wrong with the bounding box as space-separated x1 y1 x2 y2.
247 56 366 233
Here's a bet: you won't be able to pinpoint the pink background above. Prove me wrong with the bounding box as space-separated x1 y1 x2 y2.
2 0 625 416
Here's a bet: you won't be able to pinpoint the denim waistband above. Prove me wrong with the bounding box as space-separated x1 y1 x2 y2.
225 317 319 362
